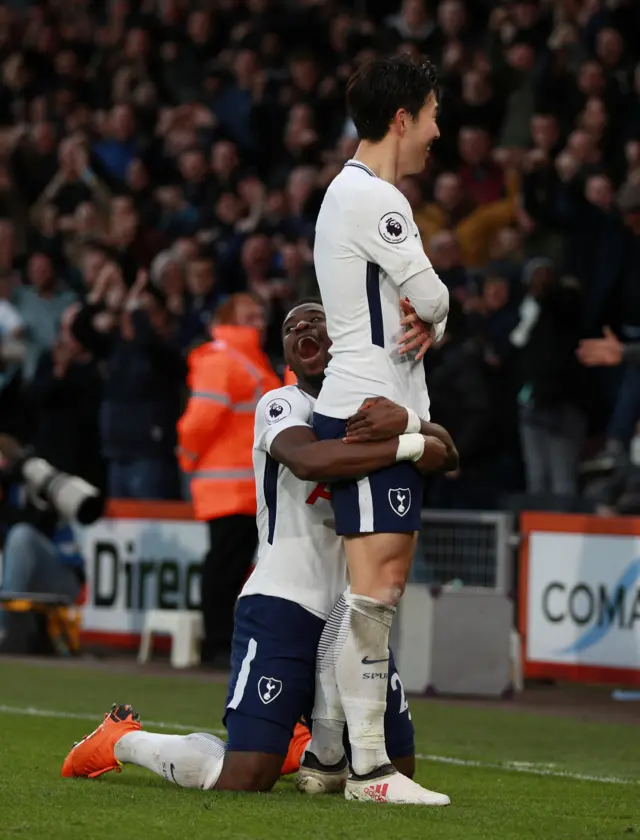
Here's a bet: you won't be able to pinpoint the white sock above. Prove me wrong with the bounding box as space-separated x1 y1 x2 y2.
335 593 395 776
114 731 225 789
308 593 348 766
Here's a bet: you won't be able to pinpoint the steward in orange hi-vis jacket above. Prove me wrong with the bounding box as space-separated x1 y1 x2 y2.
283 366 297 386
177 293 280 664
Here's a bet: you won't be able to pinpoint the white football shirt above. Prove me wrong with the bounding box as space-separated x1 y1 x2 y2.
240 384 347 619
314 160 448 419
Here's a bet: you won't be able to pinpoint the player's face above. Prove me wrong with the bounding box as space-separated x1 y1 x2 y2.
401 92 440 176
282 304 329 381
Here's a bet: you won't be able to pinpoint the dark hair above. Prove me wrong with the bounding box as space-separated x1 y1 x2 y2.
289 297 323 310
283 298 324 327
347 54 439 142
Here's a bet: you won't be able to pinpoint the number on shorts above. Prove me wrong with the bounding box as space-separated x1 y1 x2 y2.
390 672 411 719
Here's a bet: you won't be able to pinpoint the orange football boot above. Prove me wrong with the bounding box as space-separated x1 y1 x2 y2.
61 703 141 779
280 721 312 776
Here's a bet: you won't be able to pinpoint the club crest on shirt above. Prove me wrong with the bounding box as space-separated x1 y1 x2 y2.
388 487 411 517
379 212 408 244
258 676 283 704
265 398 292 424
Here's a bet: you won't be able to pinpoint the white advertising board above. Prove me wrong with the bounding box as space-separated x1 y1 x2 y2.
75 517 207 638
526 531 640 672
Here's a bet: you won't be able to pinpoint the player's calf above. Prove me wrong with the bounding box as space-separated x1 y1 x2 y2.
218 721 311 791
216 751 284 792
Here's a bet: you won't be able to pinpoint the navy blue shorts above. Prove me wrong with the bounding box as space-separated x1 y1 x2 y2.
224 595 414 759
312 412 424 534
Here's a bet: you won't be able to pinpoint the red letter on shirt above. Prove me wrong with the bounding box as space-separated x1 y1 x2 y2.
306 483 332 505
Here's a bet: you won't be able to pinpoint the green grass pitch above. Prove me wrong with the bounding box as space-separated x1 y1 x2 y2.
0 659 638 839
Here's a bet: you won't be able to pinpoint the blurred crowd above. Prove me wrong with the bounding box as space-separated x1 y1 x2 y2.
0 0 639 511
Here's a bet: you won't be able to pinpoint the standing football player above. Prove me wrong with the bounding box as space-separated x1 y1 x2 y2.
310 54 451 804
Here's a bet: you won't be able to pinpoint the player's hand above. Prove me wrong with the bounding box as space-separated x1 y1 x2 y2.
576 326 624 367
398 299 435 361
421 421 459 472
415 436 448 475
344 397 409 443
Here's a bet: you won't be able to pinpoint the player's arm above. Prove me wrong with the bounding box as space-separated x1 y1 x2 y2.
269 425 447 483
399 268 449 325
346 191 449 325
344 398 459 472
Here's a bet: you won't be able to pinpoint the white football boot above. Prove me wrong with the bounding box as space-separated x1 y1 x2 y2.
345 764 450 805
296 751 349 795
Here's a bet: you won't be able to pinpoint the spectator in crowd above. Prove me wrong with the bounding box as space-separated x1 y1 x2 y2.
178 293 280 667
92 105 139 183
417 166 518 269
10 120 58 206
13 251 76 381
468 274 520 365
427 230 470 300
458 126 506 205
578 319 640 475
575 179 640 474
416 171 475 244
424 299 505 509
29 137 111 247
27 303 104 491
71 267 184 500
179 256 222 350
512 260 586 496
482 226 525 286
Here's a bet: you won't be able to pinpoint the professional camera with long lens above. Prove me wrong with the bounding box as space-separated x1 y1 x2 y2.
0 435 104 525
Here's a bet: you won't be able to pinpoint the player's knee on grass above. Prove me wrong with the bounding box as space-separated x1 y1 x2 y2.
392 754 415 779
345 532 417 604
216 751 284 792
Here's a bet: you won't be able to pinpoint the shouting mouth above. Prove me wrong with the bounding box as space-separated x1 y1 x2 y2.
296 334 321 362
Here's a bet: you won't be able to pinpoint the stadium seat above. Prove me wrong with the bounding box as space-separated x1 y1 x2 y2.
138 609 203 669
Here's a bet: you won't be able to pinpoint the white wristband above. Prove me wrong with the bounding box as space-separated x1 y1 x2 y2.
404 407 421 434
396 433 425 462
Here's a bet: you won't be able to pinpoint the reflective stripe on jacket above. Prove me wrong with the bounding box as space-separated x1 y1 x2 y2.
177 325 281 521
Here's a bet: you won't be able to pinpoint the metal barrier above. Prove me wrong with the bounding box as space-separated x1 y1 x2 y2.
412 509 514 593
